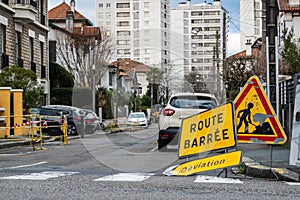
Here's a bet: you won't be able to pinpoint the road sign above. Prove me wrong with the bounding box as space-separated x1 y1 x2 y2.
163 151 242 176
178 102 237 158
234 76 287 144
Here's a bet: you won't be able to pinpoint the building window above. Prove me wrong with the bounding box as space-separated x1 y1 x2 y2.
40 42 44 66
117 40 130 45
117 12 130 17
106 3 111 7
109 71 112 86
40 42 46 79
99 3 103 7
0 24 6 54
15 31 22 63
117 31 130 36
30 37 34 62
116 3 130 8
117 21 129 27
144 2 149 8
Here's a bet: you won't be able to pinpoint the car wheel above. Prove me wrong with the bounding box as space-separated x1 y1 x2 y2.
68 124 77 135
158 138 168 151
47 127 62 136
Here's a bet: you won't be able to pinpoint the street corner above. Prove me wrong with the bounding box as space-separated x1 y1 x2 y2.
242 156 276 179
272 168 300 182
242 156 300 182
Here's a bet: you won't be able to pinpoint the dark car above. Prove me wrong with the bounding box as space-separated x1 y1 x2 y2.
38 107 63 136
43 105 86 136
83 109 100 134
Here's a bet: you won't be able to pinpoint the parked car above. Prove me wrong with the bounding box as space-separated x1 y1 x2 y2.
43 105 86 135
127 112 148 128
158 93 218 150
83 109 100 134
38 107 63 136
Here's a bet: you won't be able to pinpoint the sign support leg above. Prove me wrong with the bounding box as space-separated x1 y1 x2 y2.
269 145 273 178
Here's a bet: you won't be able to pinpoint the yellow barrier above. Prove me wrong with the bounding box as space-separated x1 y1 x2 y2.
0 114 68 150
109 118 145 133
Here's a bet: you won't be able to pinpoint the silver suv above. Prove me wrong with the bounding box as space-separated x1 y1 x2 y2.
158 93 218 150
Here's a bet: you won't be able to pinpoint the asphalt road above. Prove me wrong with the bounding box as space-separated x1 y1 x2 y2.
0 124 300 200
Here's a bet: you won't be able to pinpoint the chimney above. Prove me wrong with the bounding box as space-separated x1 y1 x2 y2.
70 0 75 12
213 0 221 6
245 39 252 56
187 0 191 6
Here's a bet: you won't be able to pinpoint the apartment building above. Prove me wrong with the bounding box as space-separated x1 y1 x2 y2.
240 0 263 51
0 0 49 103
95 0 170 66
170 0 227 100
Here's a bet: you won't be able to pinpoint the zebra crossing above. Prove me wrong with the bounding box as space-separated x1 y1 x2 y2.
0 171 243 183
0 171 299 186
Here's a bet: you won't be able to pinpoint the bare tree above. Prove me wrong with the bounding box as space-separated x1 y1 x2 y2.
55 28 114 88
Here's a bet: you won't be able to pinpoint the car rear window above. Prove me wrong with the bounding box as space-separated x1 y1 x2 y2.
169 95 217 109
129 113 145 118
40 108 61 116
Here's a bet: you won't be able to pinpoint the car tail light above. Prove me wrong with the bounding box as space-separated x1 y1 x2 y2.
162 133 169 138
163 108 175 116
74 117 81 121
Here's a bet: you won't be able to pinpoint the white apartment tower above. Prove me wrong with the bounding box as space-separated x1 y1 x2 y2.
170 0 227 99
95 0 170 66
240 0 263 51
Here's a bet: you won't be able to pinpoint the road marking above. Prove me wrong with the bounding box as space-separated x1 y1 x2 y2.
194 175 243 184
286 182 300 186
150 147 158 152
0 161 47 170
0 171 78 180
94 173 153 182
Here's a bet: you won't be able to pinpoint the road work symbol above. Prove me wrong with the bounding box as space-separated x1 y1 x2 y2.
237 102 255 134
234 76 287 144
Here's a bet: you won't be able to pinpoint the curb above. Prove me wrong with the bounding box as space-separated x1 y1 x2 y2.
243 157 300 182
0 140 31 149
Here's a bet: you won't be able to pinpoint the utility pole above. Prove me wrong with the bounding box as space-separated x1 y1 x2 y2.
266 0 279 112
115 61 120 121
214 31 220 101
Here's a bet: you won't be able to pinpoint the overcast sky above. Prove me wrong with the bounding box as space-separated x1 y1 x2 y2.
48 0 241 55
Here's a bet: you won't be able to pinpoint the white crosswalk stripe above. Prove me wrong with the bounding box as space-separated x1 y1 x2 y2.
286 182 300 186
194 175 243 184
94 173 154 182
0 171 78 180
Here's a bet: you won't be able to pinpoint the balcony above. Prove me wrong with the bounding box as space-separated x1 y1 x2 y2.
1 53 9 69
12 0 37 24
30 62 36 73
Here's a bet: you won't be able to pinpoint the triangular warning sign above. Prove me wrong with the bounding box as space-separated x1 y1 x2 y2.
234 76 287 144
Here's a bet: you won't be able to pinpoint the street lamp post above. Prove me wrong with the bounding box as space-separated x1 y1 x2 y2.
115 62 120 121
92 64 95 112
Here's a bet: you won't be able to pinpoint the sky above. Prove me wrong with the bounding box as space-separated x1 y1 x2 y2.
48 0 241 55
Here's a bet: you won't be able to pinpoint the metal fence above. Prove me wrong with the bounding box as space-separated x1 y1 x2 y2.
279 74 300 143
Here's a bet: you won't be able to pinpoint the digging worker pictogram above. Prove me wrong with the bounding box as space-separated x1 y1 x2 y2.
237 102 256 134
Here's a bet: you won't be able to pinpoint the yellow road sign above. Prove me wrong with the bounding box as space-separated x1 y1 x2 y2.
234 76 287 144
178 102 237 158
165 151 242 176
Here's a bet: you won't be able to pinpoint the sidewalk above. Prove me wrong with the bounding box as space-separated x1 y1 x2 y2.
237 143 300 182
